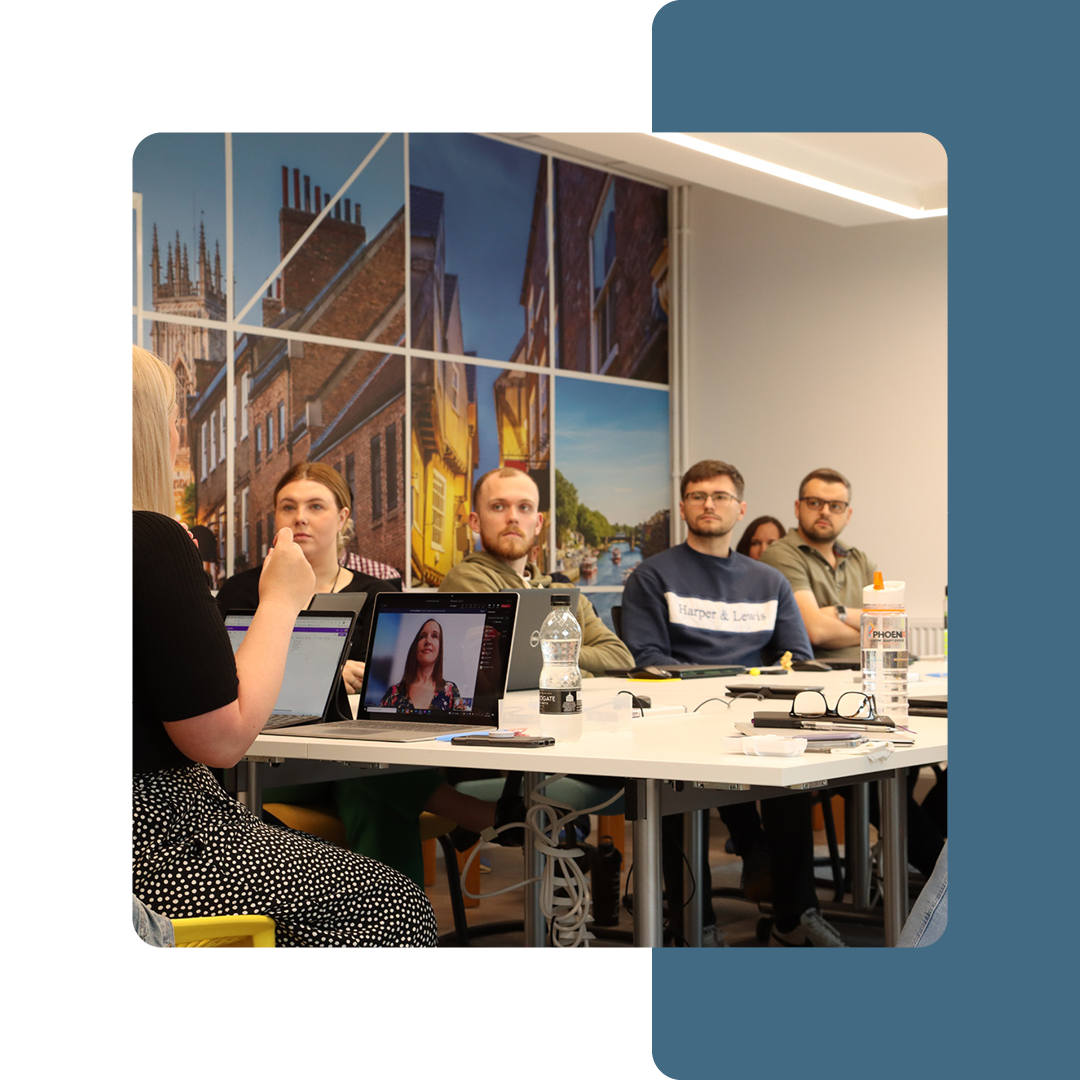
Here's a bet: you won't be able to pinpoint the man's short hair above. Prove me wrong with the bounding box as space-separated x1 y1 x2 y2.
680 460 745 501
472 465 538 508
798 468 852 500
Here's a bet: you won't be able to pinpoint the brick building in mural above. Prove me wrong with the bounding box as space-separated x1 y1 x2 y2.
179 170 478 581
187 166 411 575
551 160 669 382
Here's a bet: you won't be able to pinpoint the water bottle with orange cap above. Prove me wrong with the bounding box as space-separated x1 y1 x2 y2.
860 571 909 722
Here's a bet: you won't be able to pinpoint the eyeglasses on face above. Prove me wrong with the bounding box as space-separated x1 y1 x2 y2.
684 491 739 506
790 691 876 720
799 496 849 514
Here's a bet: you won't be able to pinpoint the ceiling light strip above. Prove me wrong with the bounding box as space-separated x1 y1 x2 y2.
647 132 946 219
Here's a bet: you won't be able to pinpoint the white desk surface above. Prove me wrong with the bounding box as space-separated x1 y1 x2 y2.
248 667 947 790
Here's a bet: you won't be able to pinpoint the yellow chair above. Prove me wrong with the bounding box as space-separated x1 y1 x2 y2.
171 914 276 948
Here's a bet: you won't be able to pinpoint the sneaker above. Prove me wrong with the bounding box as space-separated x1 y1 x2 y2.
771 909 847 947
739 845 773 903
701 925 729 947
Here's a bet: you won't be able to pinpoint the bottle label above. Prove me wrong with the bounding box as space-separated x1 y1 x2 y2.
539 688 582 714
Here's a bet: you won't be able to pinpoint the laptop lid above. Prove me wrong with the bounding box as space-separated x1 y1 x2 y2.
293 590 520 740
224 608 358 729
500 587 579 691
308 591 368 615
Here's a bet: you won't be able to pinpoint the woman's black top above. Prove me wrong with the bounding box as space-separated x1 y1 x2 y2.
133 512 239 774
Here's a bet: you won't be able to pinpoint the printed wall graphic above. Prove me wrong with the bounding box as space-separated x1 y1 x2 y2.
552 160 669 383
408 134 546 364
132 133 671 604
554 379 672 629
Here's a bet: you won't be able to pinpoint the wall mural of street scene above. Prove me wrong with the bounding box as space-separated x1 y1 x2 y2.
133 133 671 618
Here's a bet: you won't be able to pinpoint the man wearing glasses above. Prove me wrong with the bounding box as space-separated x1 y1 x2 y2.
621 460 811 669
759 468 877 662
621 461 846 946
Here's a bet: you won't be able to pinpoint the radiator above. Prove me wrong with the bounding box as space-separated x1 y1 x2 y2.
909 619 945 657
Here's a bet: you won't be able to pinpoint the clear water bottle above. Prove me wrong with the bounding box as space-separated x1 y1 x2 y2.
943 585 948 668
860 572 908 722
538 593 582 716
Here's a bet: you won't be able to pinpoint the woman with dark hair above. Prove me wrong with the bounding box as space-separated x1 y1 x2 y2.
735 515 786 560
131 347 436 947
379 619 463 712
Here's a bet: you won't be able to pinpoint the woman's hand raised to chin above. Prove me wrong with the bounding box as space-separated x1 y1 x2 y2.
259 526 316 613
342 660 366 695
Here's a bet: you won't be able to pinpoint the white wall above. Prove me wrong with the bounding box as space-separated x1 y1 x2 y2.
682 186 947 619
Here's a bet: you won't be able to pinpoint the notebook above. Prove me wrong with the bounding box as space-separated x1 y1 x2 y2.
282 590 520 742
499 587 580 691
223 609 359 731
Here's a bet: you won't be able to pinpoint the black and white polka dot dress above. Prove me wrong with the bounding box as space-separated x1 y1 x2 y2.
133 765 437 947
132 512 437 948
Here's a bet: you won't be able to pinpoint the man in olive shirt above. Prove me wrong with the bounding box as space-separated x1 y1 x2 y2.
759 468 877 662
439 466 633 675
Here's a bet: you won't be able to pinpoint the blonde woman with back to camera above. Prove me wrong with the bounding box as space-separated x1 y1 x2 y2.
131 345 436 946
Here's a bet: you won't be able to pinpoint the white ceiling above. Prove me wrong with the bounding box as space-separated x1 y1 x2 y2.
493 132 948 228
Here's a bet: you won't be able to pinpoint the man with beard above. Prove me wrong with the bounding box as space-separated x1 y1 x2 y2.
438 466 632 676
758 468 876 662
621 461 847 947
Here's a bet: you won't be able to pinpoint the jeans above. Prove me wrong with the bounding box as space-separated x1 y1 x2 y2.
896 840 947 947
132 894 175 947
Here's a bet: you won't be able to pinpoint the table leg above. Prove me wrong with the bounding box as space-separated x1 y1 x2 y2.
522 772 547 948
632 779 664 947
683 809 705 946
879 769 910 946
848 782 871 910
246 759 262 817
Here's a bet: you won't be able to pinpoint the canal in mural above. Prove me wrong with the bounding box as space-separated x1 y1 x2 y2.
578 539 643 635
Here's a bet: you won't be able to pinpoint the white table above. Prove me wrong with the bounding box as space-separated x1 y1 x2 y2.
243 667 947 946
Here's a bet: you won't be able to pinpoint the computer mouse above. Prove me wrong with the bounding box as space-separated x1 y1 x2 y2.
792 659 833 672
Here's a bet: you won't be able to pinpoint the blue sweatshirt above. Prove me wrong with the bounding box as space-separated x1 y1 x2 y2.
620 542 812 668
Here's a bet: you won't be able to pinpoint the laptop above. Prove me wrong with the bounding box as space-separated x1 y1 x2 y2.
499 587 580 691
281 590 520 742
223 608 359 731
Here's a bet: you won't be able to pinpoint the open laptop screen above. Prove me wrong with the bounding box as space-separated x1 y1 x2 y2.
358 592 517 723
224 609 355 721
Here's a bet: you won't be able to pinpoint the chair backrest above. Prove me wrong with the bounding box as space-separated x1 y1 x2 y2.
611 604 622 637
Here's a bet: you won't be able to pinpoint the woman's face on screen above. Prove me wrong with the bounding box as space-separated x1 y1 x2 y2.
415 621 442 667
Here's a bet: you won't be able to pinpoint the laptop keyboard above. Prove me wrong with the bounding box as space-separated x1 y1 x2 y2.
335 719 469 733
264 714 322 730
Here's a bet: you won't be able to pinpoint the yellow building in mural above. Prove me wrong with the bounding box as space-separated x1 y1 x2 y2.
411 355 477 586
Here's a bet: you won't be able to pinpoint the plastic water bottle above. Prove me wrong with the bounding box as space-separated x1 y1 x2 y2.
943 585 948 668
538 593 582 716
860 572 908 722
